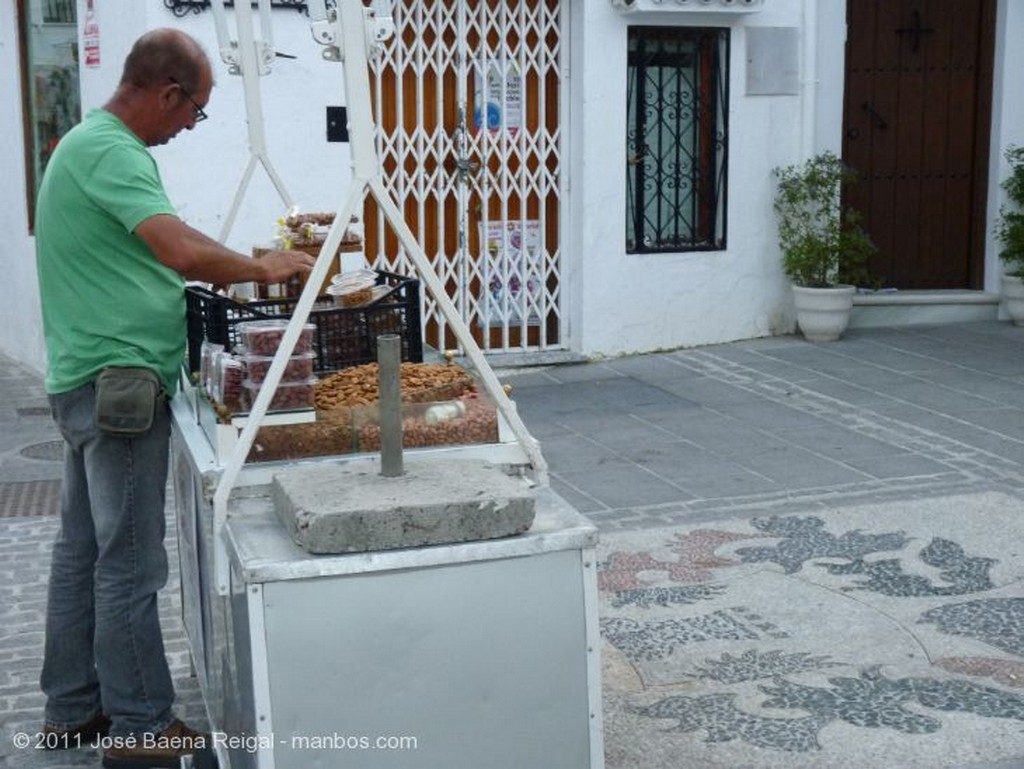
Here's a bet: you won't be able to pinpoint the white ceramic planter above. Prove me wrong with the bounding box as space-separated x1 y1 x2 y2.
1001 274 1024 326
792 284 856 342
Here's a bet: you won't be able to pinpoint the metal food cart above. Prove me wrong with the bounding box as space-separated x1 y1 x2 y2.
169 3 603 767
170 386 603 769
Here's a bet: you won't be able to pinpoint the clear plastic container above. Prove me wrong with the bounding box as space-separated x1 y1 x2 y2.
327 270 378 307
242 376 318 412
236 319 315 356
217 355 246 413
242 351 316 385
200 340 224 393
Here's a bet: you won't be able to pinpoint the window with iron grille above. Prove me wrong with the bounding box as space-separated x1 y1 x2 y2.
626 27 729 253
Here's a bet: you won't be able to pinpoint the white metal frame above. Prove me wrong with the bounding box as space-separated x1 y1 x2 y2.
247 582 277 769
368 0 570 355
207 0 548 596
209 0 294 243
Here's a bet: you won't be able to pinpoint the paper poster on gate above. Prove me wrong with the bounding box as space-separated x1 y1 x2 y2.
480 221 542 327
473 59 522 135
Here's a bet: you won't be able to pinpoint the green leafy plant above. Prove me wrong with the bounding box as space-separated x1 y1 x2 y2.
997 145 1024 278
773 151 875 288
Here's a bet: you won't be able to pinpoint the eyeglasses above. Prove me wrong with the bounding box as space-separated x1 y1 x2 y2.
168 77 208 123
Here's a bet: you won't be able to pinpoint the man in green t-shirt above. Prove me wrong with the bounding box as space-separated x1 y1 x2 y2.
34 28 313 769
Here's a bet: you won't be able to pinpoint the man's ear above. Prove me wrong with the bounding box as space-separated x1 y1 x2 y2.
158 82 180 113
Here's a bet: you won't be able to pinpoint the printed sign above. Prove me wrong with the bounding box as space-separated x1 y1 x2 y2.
479 221 542 327
473 60 522 135
83 0 101 68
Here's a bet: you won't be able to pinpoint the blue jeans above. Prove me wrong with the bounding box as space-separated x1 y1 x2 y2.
41 380 176 738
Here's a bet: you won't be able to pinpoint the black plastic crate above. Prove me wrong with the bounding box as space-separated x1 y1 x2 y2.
186 270 423 375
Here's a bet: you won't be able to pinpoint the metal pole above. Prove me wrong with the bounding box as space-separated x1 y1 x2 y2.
378 335 404 477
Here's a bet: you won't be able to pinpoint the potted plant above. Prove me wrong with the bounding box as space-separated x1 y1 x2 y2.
996 145 1024 325
773 151 875 341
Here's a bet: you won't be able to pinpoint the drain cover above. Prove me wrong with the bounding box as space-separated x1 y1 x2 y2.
20 440 64 462
0 480 61 517
16 405 51 418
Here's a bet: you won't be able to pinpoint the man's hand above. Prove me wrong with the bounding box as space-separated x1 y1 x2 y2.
256 249 316 284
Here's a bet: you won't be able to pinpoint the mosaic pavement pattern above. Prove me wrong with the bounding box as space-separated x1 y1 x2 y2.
599 492 1024 769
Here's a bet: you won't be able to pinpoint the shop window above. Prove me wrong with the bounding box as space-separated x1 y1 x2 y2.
626 26 728 253
18 0 81 229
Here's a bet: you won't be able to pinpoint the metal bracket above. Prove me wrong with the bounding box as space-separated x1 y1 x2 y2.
309 2 393 61
164 0 314 17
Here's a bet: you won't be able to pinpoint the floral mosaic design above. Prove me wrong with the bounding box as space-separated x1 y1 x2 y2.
731 516 996 597
921 598 1024 656
760 668 1024 730
813 538 997 597
731 516 910 575
634 692 830 752
599 529 758 592
692 650 841 684
634 667 1024 752
600 514 1024 754
610 583 725 610
601 609 789 662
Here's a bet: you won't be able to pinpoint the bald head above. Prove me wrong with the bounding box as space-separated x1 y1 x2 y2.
105 28 214 146
120 28 211 95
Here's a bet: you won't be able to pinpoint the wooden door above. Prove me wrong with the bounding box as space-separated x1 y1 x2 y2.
842 0 996 289
365 0 566 355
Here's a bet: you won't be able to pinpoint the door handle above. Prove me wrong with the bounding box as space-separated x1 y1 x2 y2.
861 102 888 130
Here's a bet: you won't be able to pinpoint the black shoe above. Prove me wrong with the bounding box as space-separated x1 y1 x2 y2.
101 718 209 769
41 713 111 749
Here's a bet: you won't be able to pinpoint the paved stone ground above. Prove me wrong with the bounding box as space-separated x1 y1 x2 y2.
0 359 206 769
596 493 1024 769
2 322 1024 768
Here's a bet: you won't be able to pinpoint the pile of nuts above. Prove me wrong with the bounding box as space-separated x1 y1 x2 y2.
238 320 315 356
357 392 498 451
244 352 316 385
237 362 499 462
314 362 476 410
285 211 336 228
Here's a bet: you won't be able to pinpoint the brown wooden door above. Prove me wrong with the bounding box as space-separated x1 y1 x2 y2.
842 0 996 289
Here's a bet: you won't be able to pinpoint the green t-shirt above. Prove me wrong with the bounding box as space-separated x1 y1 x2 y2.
35 109 184 395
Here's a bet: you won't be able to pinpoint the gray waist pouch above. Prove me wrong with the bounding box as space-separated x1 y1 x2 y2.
94 367 166 436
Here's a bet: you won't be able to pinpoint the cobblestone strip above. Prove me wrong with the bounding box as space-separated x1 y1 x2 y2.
585 474 996 531
0 510 207 769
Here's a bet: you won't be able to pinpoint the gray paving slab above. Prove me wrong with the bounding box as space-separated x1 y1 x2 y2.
536 433 626 471
603 354 709 382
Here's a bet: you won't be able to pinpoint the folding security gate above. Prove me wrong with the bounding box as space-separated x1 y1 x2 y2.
366 0 568 355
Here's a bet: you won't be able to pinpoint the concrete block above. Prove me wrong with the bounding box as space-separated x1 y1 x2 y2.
273 457 536 554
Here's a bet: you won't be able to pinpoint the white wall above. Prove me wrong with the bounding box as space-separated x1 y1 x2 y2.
987 0 1024 296
145 5 353 258
571 1 810 358
2 0 355 375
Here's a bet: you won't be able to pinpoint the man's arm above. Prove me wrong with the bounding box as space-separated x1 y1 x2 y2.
135 214 315 284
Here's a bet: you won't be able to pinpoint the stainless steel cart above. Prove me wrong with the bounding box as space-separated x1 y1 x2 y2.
170 388 604 769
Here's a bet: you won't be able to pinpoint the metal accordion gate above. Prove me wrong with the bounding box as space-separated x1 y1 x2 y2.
365 0 567 356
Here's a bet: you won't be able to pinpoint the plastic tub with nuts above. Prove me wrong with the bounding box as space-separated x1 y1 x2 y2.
327 270 379 307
